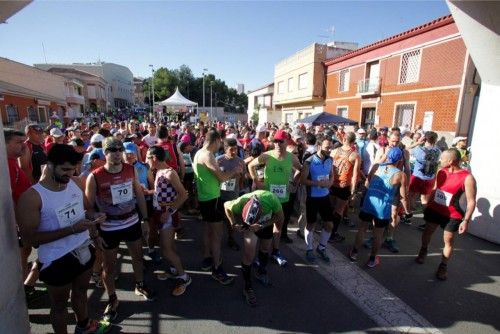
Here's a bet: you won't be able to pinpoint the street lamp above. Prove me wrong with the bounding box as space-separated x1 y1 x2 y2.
210 81 213 119
149 64 155 111
202 68 208 114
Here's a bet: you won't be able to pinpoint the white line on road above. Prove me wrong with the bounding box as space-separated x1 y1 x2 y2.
287 228 443 334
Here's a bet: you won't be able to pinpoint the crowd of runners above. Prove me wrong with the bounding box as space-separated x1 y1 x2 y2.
5 114 476 333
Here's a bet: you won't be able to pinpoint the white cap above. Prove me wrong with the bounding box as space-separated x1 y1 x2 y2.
50 128 64 137
225 133 242 147
452 136 467 146
357 128 366 134
90 133 105 144
256 124 268 133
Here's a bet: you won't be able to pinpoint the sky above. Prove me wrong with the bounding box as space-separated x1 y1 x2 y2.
0 0 451 92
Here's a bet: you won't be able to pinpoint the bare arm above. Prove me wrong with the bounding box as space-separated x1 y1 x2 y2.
248 153 268 180
292 154 302 183
398 172 410 214
19 148 34 183
350 153 361 194
133 173 148 219
459 174 477 234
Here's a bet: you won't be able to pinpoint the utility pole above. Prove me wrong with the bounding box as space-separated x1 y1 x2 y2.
202 68 208 115
149 64 155 112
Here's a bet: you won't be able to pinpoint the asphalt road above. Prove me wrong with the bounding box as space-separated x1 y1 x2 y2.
27 211 500 334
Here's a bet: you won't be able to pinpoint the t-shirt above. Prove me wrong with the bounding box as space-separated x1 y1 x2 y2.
142 134 158 147
225 190 282 226
8 157 31 204
362 141 379 175
412 146 441 180
216 155 243 201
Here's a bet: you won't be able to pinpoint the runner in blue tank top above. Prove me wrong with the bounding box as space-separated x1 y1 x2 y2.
349 147 411 268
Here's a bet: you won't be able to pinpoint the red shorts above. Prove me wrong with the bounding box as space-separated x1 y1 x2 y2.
409 175 435 195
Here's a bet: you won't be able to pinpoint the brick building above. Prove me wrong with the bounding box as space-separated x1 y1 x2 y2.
324 15 476 140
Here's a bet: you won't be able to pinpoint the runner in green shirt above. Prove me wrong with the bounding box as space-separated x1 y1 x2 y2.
224 190 284 307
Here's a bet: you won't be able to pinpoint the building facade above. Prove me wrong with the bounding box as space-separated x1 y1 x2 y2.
274 43 357 124
133 77 146 107
46 67 108 115
35 62 134 110
247 83 280 125
324 15 473 142
0 57 66 127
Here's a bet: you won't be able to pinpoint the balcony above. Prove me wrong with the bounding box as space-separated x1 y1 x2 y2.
357 77 380 96
66 94 85 105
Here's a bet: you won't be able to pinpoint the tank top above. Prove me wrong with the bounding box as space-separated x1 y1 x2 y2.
32 179 89 267
264 152 293 203
306 153 332 198
361 166 400 220
93 163 139 231
193 151 220 201
153 168 177 211
427 168 470 220
333 147 355 188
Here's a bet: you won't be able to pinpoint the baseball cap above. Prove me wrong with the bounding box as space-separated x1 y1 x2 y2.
226 133 242 147
273 129 289 142
242 195 262 226
103 137 124 151
50 128 64 138
380 126 389 132
381 147 403 166
123 141 137 154
68 138 84 147
25 124 43 133
357 128 367 134
180 134 191 144
452 136 467 146
90 133 105 144
256 124 268 133
291 129 303 140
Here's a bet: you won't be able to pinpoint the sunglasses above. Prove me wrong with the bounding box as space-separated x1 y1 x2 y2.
106 147 124 153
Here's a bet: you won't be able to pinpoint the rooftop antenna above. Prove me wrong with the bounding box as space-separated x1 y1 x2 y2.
317 26 336 45
41 42 47 63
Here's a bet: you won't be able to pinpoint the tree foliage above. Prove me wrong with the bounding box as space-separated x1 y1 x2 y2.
142 65 247 113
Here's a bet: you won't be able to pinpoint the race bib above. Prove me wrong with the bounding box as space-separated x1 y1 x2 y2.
221 178 236 191
56 200 85 228
110 181 133 205
256 168 264 179
270 184 287 199
317 175 329 182
434 189 453 206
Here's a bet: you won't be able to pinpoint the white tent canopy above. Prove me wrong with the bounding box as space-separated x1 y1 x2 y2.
159 87 197 107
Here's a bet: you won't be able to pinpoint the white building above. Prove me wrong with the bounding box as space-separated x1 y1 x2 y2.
247 83 281 124
35 62 134 110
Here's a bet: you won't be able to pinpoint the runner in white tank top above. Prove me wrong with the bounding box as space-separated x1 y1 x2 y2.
17 144 108 334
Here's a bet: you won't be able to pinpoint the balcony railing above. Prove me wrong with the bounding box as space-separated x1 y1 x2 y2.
357 77 380 95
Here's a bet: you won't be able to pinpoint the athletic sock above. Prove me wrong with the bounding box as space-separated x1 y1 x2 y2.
319 229 331 249
304 228 314 251
178 273 188 281
258 251 269 274
241 263 252 289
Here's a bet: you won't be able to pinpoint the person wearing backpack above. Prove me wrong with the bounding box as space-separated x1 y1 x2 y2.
409 131 441 212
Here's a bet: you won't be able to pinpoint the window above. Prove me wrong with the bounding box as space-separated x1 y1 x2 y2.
339 69 350 92
337 106 348 118
27 106 38 122
394 103 415 127
284 113 293 124
6 104 18 124
298 73 308 90
399 50 421 84
288 78 293 92
38 107 47 123
77 87 82 95
278 81 284 94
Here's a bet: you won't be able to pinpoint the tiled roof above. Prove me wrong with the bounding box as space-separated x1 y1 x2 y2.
324 15 454 66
